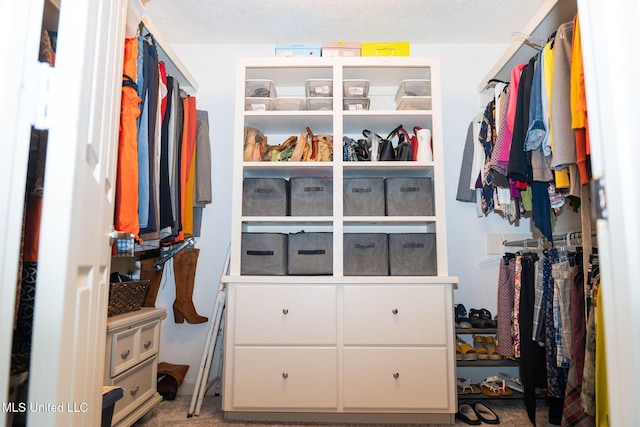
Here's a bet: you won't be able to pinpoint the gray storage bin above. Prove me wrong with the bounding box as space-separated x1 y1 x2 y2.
288 232 333 275
290 177 333 216
241 233 287 275
343 178 385 216
388 233 437 276
385 177 434 216
242 178 289 216
343 233 389 276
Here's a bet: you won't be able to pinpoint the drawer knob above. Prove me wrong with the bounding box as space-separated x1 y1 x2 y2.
282 308 289 315
282 372 289 379
143 340 152 349
393 372 400 379
130 386 139 396
120 350 130 360
392 308 399 315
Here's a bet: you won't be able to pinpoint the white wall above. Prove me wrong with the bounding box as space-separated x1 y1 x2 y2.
153 43 541 392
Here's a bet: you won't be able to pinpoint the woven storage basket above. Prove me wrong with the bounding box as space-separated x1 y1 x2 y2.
107 280 150 317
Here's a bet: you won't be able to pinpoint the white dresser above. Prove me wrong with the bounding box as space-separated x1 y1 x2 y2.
104 307 166 427
222 278 456 424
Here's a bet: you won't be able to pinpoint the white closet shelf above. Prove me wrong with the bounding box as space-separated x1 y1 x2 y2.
141 16 199 92
477 0 577 92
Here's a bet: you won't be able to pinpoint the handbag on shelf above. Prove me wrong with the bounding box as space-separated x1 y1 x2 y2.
243 126 267 161
399 126 419 161
395 127 413 161
364 125 406 161
262 135 298 161
362 129 382 161
343 136 359 161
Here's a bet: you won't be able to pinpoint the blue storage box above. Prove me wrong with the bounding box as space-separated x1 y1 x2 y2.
276 43 322 57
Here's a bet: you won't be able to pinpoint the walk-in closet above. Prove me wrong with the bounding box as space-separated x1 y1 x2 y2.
2 0 638 426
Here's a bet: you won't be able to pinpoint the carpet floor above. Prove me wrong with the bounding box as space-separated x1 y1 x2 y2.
133 395 554 427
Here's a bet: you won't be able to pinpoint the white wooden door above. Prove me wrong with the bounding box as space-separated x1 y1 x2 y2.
24 0 127 425
0 0 47 418
578 1 640 425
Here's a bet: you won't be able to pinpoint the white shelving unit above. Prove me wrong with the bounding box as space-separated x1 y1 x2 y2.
222 57 458 423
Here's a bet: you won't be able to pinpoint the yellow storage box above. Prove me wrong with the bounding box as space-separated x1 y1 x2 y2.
361 42 410 57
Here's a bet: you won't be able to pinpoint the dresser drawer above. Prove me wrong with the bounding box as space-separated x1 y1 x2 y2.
231 347 338 409
110 355 158 425
111 327 138 377
139 321 160 361
234 285 337 345
343 347 450 410
343 285 448 345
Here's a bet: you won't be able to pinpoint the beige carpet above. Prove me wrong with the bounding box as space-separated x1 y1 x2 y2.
133 395 553 426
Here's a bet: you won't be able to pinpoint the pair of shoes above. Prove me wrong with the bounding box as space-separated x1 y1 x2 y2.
456 336 478 361
480 375 514 397
469 308 497 328
498 372 524 393
456 402 500 425
456 378 481 395
455 304 472 328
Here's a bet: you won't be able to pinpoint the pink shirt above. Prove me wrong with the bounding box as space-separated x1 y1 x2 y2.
498 63 527 166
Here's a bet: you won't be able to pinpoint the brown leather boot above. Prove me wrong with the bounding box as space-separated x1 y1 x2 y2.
140 257 164 307
157 362 189 400
172 248 208 324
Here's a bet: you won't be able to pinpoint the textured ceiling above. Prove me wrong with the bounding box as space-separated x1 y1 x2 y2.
142 0 546 45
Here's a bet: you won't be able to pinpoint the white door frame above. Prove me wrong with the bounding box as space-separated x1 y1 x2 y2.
27 0 127 423
578 0 640 425
0 0 127 424
0 0 47 420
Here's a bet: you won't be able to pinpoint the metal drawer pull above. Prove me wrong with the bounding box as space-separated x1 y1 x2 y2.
130 386 139 395
392 308 399 315
282 372 288 379
393 372 400 379
143 340 152 349
120 350 130 359
282 308 289 315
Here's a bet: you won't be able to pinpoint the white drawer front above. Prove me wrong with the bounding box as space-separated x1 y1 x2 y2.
232 347 338 409
234 285 337 345
139 321 159 361
343 347 450 410
110 355 157 425
111 327 139 377
344 285 448 345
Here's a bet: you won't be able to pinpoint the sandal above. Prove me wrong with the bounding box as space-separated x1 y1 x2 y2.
456 336 478 361
456 403 481 425
456 378 481 395
499 372 524 393
480 308 497 328
479 377 502 397
455 304 472 328
484 336 502 360
482 375 514 396
472 335 489 360
473 402 500 424
468 309 487 329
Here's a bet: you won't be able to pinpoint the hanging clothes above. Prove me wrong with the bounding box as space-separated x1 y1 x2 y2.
518 252 547 426
175 95 197 241
115 37 142 239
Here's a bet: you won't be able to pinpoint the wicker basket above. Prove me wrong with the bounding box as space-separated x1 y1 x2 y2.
107 280 150 317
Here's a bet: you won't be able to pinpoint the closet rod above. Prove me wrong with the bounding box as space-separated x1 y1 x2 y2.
503 231 594 249
154 237 195 271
